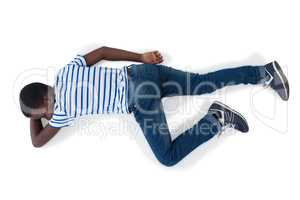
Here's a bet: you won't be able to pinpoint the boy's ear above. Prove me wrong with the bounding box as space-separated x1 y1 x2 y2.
42 95 51 105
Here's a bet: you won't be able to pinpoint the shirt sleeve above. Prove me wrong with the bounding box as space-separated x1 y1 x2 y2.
68 55 87 67
48 109 74 128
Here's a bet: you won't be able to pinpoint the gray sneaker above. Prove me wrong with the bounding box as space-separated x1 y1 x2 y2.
264 61 289 101
208 101 249 133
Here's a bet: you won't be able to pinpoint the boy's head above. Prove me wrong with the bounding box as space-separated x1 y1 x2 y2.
19 82 54 120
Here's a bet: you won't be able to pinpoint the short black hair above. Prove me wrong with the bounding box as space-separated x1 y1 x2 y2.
19 82 49 117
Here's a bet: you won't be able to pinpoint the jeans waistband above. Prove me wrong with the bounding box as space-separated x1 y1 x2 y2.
126 66 136 113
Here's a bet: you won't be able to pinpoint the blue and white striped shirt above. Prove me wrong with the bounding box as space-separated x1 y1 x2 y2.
49 55 129 128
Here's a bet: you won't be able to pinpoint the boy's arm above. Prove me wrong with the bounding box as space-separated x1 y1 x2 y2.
83 46 163 66
30 119 60 147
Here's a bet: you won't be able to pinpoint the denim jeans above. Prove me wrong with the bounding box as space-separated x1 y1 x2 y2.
126 63 265 166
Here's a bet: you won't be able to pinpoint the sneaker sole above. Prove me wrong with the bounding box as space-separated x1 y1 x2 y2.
211 101 249 129
272 61 289 100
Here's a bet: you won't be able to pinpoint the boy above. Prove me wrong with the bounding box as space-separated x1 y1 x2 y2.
19 46 289 166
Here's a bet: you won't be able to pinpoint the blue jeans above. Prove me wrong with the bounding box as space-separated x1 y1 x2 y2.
126 64 265 166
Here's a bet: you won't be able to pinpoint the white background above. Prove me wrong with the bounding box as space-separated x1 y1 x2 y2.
0 0 299 199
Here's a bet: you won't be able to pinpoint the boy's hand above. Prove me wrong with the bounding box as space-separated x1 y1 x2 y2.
141 51 163 64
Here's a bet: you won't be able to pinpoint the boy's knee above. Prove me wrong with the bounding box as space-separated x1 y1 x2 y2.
155 154 179 167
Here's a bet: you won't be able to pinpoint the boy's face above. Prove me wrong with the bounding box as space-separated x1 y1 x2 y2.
29 92 54 120
30 106 53 120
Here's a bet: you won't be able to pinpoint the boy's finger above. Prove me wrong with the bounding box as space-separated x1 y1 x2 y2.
154 51 161 56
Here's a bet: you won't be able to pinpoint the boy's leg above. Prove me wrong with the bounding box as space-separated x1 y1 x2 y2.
127 64 248 166
157 64 266 97
132 97 221 167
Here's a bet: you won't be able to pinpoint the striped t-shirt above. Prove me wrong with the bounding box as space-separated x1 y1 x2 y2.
49 55 129 128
